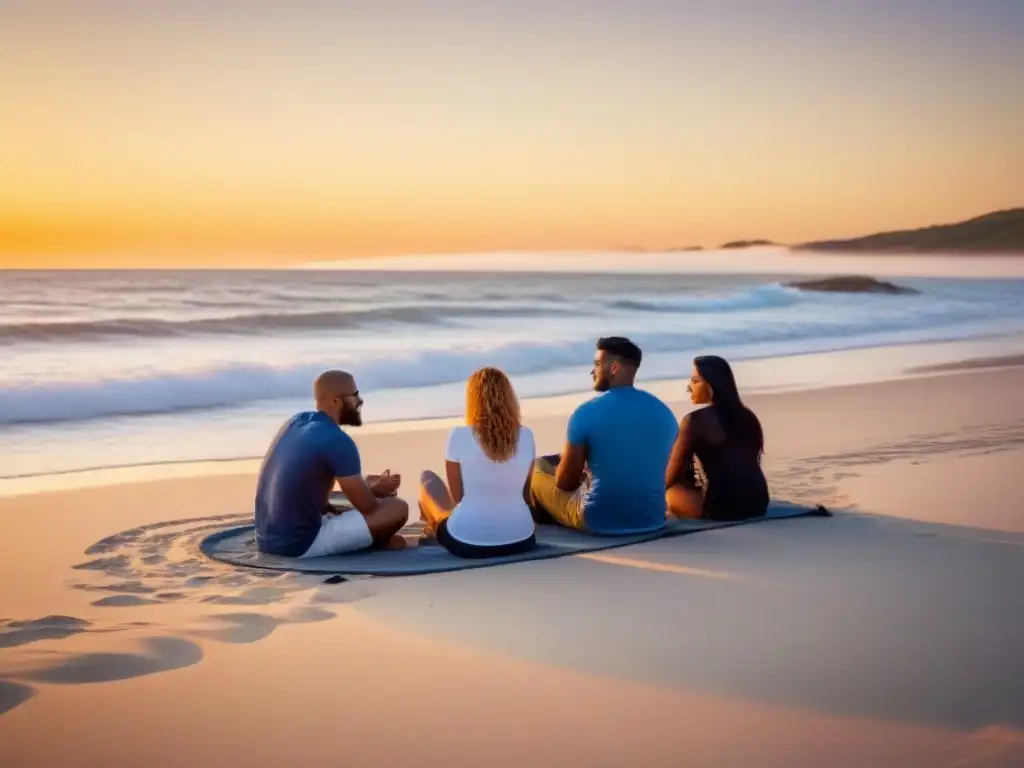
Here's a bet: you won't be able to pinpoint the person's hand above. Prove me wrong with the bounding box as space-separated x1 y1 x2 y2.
367 471 401 497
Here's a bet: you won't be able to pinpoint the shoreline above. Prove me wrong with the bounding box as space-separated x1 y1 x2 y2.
7 321 1023 433
6 268 1024 484
908 353 1024 373
4 342 1024 499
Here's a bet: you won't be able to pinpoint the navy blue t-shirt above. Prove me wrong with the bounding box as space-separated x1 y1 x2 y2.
254 411 362 556
568 386 678 535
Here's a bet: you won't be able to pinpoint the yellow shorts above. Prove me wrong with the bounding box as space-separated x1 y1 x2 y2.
529 456 587 530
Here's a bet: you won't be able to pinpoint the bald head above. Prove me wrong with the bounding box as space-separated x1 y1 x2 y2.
314 370 355 402
314 370 362 426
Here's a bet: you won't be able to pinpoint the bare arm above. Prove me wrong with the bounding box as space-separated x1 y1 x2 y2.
522 437 536 506
445 460 464 504
324 431 386 515
555 440 587 492
665 414 695 488
336 474 381 516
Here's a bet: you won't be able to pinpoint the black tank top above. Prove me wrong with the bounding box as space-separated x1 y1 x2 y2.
690 407 769 519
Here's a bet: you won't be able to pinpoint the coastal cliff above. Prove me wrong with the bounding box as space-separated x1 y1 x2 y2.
796 208 1024 253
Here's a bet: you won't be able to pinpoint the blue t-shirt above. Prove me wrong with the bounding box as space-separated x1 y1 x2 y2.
254 411 362 556
568 387 678 535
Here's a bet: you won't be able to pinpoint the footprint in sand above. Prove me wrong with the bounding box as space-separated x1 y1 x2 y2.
72 554 132 572
0 616 92 649
69 514 323 607
75 582 158 595
286 607 336 623
12 636 204 685
0 680 37 715
185 607 337 644
0 615 156 649
187 612 282 643
90 595 163 608
200 585 298 606
65 514 372 657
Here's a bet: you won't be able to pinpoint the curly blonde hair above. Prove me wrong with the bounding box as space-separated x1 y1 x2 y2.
465 367 521 462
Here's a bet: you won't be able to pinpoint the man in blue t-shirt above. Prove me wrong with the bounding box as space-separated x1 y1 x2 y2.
530 337 678 535
254 370 409 557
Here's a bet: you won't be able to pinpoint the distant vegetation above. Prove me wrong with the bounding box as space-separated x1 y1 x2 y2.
785 276 920 295
720 239 777 249
631 207 1024 255
796 208 1024 253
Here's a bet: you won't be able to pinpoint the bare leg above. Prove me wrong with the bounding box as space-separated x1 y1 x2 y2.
419 469 455 535
363 495 410 549
666 484 704 520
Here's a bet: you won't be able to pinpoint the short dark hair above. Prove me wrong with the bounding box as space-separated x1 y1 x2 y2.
597 336 642 367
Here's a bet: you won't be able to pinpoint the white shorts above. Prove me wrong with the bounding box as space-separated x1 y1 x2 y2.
298 509 373 558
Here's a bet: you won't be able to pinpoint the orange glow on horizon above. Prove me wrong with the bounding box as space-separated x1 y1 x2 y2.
1 4 1021 267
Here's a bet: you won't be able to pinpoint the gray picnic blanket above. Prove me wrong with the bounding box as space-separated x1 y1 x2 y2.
200 500 829 577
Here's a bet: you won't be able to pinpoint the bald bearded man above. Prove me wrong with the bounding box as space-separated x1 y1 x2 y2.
254 370 409 557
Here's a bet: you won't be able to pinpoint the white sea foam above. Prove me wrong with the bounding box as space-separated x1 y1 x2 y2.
3 265 1024 478
3 269 1024 429
2 302 1021 426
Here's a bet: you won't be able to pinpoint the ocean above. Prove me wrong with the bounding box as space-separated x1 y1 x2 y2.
3 263 1024 481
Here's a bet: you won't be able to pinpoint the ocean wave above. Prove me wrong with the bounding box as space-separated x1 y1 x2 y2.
0 343 586 426
610 284 800 313
0 303 567 343
0 283 798 343
0 304 1004 427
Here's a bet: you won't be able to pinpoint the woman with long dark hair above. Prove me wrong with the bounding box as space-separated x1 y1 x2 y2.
665 355 769 520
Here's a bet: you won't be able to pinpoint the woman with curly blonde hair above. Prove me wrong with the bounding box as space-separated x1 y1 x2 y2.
419 367 537 558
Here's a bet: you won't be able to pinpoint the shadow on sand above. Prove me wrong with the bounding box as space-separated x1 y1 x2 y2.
350 510 1024 732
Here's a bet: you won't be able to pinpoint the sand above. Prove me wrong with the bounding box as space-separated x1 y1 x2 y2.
2 364 1024 767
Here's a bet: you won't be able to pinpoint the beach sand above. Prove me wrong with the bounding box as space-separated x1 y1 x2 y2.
2 364 1024 767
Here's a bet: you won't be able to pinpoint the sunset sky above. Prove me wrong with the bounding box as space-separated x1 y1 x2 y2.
1 0 1022 267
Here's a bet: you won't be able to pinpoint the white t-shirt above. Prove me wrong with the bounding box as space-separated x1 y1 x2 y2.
443 424 536 547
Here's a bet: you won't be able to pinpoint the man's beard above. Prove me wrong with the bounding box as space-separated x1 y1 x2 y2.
340 403 362 427
593 374 610 392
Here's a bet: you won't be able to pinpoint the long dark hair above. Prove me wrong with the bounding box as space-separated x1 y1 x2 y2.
694 355 764 458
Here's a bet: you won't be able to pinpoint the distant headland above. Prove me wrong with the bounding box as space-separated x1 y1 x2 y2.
795 208 1024 253
649 207 1024 254
720 239 778 249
